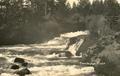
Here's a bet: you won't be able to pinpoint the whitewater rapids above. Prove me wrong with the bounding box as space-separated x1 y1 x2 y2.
0 31 96 76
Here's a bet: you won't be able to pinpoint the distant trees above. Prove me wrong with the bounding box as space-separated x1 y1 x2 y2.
77 0 91 16
54 0 70 17
76 0 120 16
91 0 104 15
0 0 120 45
104 0 119 16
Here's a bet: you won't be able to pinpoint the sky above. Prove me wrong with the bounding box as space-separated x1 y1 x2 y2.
67 0 120 6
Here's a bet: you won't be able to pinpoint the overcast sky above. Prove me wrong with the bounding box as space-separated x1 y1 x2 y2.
67 0 120 6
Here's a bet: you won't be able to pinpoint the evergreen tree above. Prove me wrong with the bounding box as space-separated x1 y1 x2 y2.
77 0 91 16
55 0 70 17
104 0 119 16
71 2 78 14
92 0 104 15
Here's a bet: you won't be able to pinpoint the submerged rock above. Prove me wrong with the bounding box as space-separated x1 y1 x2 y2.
22 62 28 67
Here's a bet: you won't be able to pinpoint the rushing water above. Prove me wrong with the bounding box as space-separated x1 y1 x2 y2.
0 31 96 76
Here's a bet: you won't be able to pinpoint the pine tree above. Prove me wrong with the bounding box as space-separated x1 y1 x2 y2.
104 0 119 16
78 0 91 16
92 0 104 15
71 2 78 14
55 0 70 17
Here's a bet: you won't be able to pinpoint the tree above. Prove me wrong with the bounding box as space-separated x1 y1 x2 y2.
55 0 70 17
77 0 91 16
91 0 104 15
104 0 119 16
71 2 78 14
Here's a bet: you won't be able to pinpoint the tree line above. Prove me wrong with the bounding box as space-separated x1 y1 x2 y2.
0 0 120 45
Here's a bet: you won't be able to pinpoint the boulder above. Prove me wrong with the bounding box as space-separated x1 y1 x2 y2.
10 64 20 70
16 68 31 76
14 58 25 64
65 51 73 58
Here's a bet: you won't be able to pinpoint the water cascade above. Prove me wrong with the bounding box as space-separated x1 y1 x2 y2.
0 30 95 76
42 30 90 56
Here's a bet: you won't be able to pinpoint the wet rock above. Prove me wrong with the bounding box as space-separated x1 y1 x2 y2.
65 51 73 58
14 57 29 68
11 64 20 70
22 62 28 67
65 37 78 50
14 58 25 64
16 68 31 76
59 51 73 58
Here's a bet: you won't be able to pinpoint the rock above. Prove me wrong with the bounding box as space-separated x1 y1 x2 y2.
65 51 73 58
14 58 25 64
22 62 28 67
10 64 20 70
16 68 31 76
14 57 29 68
59 51 73 58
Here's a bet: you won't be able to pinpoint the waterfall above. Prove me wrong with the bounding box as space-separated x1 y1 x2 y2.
0 30 89 56
0 30 95 76
68 39 84 56
42 30 90 56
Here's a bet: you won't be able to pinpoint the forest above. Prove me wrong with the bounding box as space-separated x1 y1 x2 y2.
0 0 119 45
